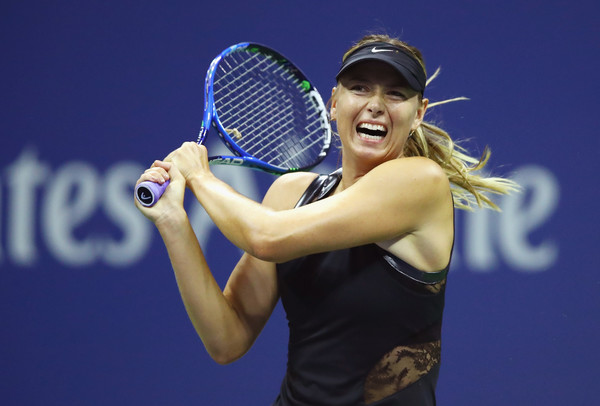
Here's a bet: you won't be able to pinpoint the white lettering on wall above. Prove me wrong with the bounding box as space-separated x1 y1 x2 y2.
463 208 497 271
6 149 49 265
2 148 151 268
498 165 559 271
42 161 100 266
101 162 151 266
460 164 560 272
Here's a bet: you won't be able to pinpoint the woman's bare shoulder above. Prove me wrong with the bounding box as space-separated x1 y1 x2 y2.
262 171 320 210
376 156 447 179
360 157 449 198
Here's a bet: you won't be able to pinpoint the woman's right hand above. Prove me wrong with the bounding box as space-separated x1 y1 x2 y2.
134 160 187 225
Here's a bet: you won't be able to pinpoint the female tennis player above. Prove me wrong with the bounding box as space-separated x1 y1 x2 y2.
135 34 518 405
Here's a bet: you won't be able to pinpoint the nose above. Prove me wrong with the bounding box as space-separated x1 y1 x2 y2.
367 93 385 116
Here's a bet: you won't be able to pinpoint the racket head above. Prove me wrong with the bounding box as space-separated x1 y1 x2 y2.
200 43 332 174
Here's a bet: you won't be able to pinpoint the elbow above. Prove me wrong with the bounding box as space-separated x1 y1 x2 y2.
246 230 282 262
244 215 290 262
208 345 246 365
211 352 242 366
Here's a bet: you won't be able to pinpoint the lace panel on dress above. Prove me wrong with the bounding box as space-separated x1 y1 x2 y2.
364 340 441 404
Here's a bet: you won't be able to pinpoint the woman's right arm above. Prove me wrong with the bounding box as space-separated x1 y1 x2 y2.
136 161 314 364
155 210 277 364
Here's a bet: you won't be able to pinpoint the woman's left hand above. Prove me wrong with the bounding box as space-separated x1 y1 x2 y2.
165 142 212 185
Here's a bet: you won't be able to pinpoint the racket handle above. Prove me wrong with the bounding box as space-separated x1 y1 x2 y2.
135 180 170 207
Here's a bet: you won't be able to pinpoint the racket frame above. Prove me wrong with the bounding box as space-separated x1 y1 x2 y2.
200 42 331 173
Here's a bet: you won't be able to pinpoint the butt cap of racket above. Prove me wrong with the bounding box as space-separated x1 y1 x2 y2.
135 180 170 207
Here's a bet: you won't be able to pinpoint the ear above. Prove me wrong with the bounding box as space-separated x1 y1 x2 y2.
330 87 337 121
411 98 428 130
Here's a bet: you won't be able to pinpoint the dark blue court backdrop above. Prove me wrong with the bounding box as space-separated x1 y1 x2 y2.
1 1 598 405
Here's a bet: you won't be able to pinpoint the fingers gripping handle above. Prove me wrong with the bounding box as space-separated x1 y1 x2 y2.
135 180 170 207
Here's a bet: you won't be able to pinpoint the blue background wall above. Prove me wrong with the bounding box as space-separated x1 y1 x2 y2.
1 1 598 404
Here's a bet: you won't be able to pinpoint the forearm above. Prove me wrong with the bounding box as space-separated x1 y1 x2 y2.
155 210 254 363
187 173 279 259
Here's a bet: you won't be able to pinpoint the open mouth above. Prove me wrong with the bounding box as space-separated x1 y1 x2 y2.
356 122 387 140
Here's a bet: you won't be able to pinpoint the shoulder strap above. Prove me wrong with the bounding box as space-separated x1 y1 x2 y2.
294 168 342 208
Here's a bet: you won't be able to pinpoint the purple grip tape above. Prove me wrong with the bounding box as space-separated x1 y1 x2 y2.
135 180 170 207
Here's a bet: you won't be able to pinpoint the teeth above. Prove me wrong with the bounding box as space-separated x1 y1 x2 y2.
358 123 386 132
357 122 387 139
359 133 385 141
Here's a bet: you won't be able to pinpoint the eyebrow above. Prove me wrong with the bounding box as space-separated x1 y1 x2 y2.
345 75 411 89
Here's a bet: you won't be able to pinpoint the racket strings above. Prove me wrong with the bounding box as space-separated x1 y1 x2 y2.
219 86 292 136
212 49 328 169
232 88 324 167
216 57 306 131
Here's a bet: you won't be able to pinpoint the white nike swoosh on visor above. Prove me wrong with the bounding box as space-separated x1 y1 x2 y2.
371 47 395 53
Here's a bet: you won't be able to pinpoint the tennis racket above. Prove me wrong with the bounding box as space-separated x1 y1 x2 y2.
135 42 332 207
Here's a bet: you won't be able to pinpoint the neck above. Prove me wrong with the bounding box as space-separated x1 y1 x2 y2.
337 155 371 193
337 149 406 193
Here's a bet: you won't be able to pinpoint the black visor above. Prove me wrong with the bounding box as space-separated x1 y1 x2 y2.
336 42 427 94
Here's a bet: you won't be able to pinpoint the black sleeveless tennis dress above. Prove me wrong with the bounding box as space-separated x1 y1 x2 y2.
273 169 451 405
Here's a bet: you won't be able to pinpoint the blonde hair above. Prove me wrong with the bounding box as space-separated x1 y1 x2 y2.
339 34 519 211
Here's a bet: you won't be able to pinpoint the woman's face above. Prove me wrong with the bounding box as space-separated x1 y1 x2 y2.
331 60 428 169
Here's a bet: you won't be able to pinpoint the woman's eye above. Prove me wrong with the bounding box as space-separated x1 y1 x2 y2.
351 85 367 92
388 90 407 99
